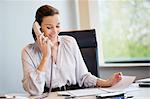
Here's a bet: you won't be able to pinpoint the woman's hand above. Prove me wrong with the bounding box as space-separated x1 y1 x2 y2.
96 72 122 87
36 34 52 72
106 72 122 86
37 34 52 59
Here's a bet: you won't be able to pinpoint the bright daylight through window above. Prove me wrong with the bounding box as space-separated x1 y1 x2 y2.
98 0 150 63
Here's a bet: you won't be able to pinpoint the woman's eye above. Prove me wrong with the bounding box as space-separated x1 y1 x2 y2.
47 27 52 29
56 26 60 28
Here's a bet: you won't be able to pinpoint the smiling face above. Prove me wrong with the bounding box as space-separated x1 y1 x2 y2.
41 14 60 42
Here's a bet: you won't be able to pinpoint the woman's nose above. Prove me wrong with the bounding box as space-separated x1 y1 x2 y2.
52 27 57 33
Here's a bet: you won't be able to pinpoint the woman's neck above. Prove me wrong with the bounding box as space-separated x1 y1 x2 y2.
50 37 58 46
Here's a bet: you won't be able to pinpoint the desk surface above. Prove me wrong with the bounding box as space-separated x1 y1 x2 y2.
43 84 149 99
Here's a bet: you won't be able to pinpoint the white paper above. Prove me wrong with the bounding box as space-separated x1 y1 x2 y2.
57 88 107 97
97 91 124 97
57 91 71 96
101 76 136 92
136 78 150 83
123 83 139 92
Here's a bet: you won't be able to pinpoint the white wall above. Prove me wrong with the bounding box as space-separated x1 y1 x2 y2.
0 0 78 94
0 2 2 90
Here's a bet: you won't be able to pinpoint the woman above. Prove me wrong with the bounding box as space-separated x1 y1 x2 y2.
22 5 122 95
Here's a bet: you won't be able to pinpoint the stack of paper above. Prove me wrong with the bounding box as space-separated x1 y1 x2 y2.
58 88 107 97
57 76 136 97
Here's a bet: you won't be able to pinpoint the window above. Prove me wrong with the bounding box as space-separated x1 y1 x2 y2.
98 0 150 63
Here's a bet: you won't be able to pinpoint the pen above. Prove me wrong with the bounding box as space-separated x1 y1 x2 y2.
0 95 16 98
60 94 70 96
0 96 6 98
126 96 133 98
65 96 77 99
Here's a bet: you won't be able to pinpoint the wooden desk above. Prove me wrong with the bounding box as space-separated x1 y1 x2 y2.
31 84 150 99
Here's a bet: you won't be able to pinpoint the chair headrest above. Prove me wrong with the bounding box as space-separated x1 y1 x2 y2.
59 29 97 48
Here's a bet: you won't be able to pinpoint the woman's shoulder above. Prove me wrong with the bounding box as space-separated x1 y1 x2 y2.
22 42 39 53
60 35 77 44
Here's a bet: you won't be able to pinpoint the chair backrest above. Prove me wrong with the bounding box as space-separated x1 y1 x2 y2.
59 29 98 77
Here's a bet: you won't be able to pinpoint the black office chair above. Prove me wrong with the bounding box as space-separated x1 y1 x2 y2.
59 29 98 77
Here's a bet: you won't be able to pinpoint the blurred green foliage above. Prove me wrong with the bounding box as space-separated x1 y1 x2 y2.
99 0 150 61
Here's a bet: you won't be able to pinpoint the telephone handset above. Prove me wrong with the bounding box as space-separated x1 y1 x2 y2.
33 21 54 47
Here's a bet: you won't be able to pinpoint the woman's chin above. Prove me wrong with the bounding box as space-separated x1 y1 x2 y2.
48 36 57 41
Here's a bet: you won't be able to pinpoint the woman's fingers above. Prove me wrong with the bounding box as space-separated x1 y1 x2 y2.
37 34 53 48
114 72 122 79
38 34 47 45
39 34 44 46
109 72 122 86
115 73 122 83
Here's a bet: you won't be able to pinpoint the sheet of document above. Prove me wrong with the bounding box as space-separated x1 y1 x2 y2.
101 76 136 92
57 88 107 97
123 83 139 92
136 77 150 83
